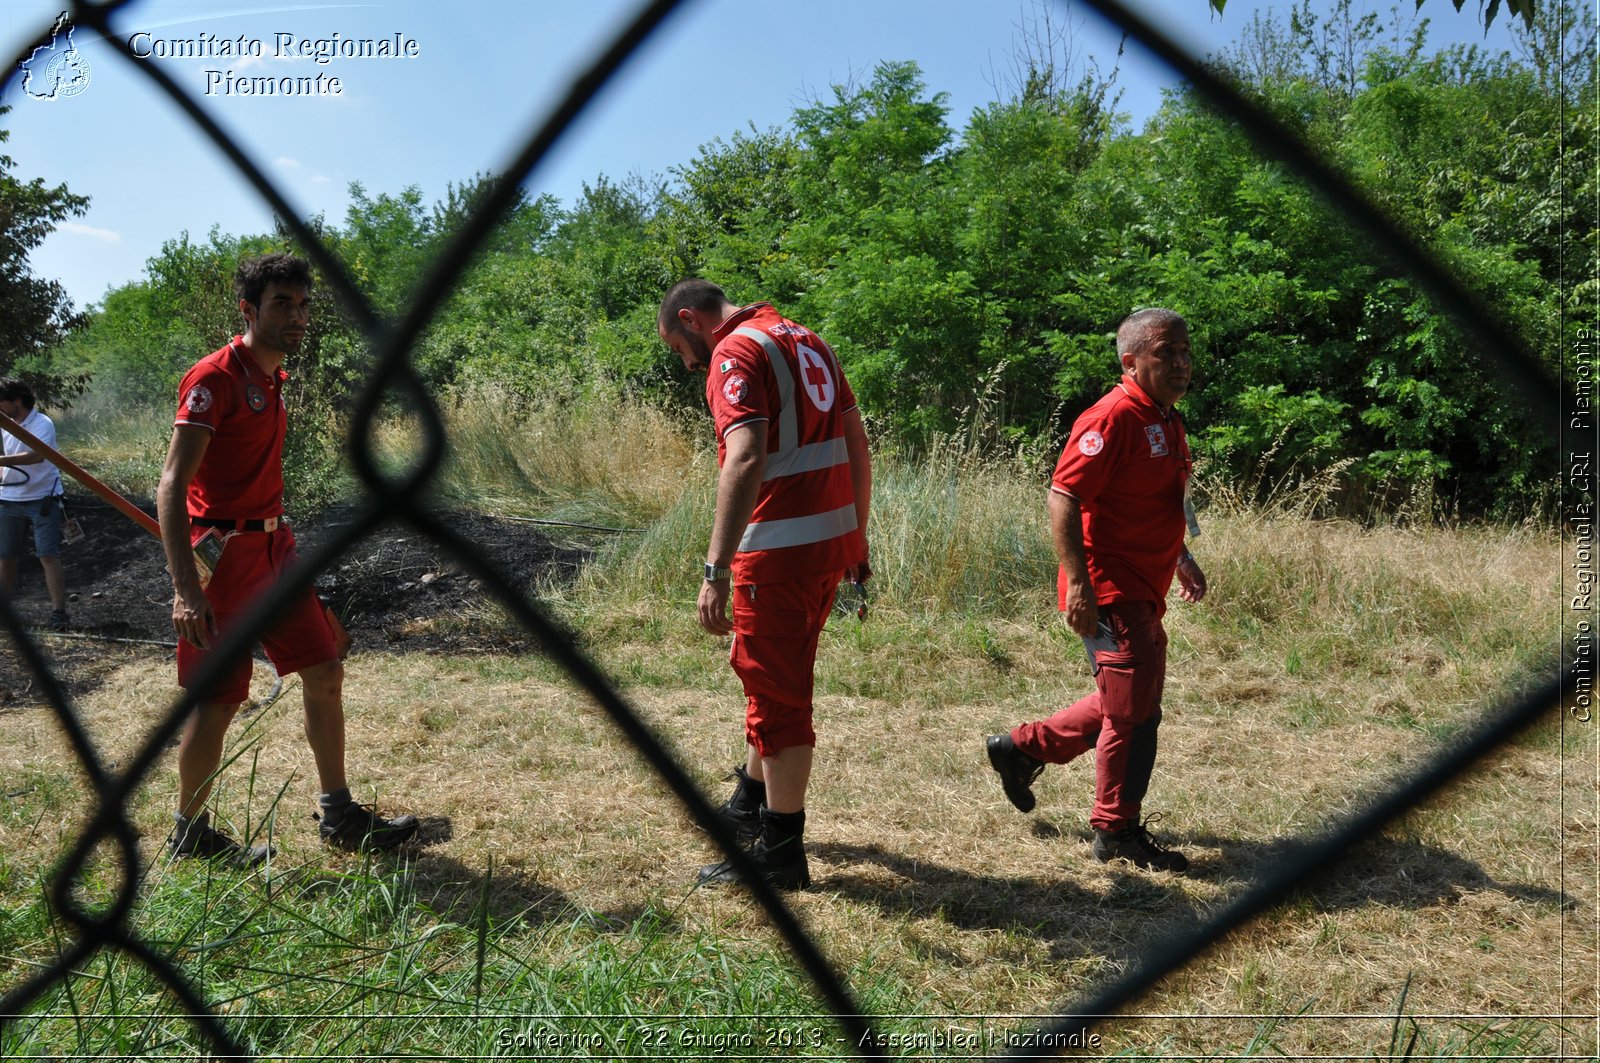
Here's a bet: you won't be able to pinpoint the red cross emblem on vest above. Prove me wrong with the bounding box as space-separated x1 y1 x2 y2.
798 343 835 412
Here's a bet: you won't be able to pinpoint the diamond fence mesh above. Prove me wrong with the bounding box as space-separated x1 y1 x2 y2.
0 0 1581 1059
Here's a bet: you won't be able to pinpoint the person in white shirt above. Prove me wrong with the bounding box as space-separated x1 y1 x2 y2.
0 378 69 631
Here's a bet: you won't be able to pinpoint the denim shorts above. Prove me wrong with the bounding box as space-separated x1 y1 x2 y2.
0 497 63 560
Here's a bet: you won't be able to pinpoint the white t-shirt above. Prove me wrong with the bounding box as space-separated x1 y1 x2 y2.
0 409 63 502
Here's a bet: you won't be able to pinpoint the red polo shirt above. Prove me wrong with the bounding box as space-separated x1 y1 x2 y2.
173 337 288 520
1051 376 1190 608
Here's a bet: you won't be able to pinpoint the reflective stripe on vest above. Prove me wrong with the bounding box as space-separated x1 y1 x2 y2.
739 502 859 553
763 436 848 482
734 327 796 458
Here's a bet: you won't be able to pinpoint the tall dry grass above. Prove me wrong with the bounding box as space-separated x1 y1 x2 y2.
377 383 699 530
563 410 1062 620
52 396 171 500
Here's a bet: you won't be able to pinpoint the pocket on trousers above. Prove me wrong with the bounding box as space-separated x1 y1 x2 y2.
731 585 815 639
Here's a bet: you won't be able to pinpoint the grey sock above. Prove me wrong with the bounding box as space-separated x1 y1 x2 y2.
172 810 208 850
319 787 353 823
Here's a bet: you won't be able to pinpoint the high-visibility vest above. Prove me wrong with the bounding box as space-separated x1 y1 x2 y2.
711 310 865 581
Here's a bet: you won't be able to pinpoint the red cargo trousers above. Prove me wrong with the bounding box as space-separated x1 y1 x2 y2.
1011 599 1166 832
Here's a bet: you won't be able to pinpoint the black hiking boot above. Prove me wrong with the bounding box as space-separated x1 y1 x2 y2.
317 802 419 852
46 610 69 632
169 811 272 868
697 835 812 891
1093 816 1189 873
708 765 763 845
986 734 1044 813
698 806 810 891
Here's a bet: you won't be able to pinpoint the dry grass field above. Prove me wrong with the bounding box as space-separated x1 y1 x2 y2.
0 392 1587 1059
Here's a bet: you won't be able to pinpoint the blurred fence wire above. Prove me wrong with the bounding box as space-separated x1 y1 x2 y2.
0 0 1578 1059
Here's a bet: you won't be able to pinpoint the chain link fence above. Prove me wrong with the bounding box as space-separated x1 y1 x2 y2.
0 0 1581 1059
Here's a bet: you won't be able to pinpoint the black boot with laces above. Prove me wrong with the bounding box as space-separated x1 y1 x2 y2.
169 811 273 867
317 801 419 852
709 765 764 845
1093 815 1189 873
697 806 810 891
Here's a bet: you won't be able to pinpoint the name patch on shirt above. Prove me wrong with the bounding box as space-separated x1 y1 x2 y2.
1145 423 1169 456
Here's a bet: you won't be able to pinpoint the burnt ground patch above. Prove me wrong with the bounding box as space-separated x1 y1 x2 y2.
0 492 593 708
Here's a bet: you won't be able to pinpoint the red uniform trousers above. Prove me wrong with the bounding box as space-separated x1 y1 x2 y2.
730 569 841 757
177 524 338 705
1011 599 1167 832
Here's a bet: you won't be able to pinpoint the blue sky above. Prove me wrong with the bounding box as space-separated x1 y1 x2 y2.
2 1 1518 311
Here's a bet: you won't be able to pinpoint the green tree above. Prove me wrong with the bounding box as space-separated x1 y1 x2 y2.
0 104 90 405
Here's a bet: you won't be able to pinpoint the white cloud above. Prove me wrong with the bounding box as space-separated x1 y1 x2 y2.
275 156 301 169
59 222 121 244
311 174 331 185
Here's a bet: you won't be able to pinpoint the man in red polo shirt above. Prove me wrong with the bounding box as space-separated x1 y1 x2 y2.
156 252 418 864
986 308 1207 873
658 278 872 890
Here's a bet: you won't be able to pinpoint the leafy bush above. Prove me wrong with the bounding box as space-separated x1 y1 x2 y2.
41 5 1592 518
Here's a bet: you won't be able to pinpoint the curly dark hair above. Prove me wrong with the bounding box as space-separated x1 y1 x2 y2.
0 377 36 410
234 252 313 307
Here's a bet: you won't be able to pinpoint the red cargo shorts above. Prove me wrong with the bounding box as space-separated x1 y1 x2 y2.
730 569 842 757
176 523 338 705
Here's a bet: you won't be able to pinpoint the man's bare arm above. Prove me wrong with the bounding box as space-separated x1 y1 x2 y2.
843 407 872 582
157 424 214 647
699 421 768 635
1050 488 1097 637
0 448 45 469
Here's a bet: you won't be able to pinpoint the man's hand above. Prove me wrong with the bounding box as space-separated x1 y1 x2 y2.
698 577 733 636
1177 556 1208 603
844 556 872 585
1064 582 1099 637
172 578 217 649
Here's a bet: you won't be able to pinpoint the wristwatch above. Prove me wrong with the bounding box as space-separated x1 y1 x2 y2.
704 563 733 582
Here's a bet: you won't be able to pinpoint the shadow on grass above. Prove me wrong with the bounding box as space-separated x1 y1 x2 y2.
249 816 666 937
810 829 1570 969
808 839 1204 967
401 844 670 934
1179 831 1575 914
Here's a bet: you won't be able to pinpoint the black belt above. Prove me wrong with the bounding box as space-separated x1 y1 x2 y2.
191 516 283 532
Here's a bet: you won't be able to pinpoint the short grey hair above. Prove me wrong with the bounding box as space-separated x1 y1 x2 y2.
1116 308 1188 359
